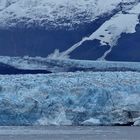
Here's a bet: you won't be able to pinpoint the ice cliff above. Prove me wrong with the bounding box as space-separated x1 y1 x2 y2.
0 71 139 126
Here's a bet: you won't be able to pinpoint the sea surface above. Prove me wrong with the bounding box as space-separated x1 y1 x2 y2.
0 126 139 140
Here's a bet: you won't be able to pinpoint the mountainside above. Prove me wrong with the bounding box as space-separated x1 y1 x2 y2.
0 0 140 127
0 0 126 29
0 0 140 61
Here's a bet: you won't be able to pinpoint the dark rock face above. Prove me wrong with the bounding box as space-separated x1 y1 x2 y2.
0 11 118 60
106 23 140 62
0 15 110 57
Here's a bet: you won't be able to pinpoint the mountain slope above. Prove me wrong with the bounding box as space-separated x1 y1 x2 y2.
50 2 140 60
0 0 140 61
0 0 124 29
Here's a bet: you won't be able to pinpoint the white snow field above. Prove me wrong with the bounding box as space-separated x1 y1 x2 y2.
0 71 140 126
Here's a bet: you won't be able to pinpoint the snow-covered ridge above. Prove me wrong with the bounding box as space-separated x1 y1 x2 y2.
0 0 137 29
0 71 140 125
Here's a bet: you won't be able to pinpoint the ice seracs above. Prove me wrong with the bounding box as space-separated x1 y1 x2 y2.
0 71 140 125
133 117 140 126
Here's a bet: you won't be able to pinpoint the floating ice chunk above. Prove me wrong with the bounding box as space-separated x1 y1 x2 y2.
82 118 101 126
133 117 140 126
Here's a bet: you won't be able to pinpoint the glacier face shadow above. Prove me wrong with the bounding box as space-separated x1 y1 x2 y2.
0 62 51 75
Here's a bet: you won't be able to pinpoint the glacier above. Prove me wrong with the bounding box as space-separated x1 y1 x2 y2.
0 71 140 126
1 56 140 73
0 0 140 126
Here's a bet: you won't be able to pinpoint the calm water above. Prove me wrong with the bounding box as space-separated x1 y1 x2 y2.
0 126 139 140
